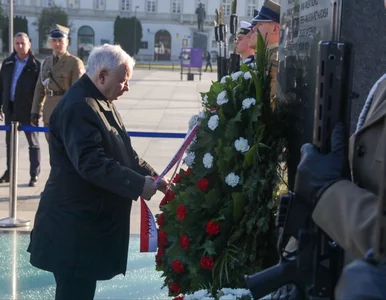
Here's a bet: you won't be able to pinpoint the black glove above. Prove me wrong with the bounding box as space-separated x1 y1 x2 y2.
294 123 346 208
272 284 304 300
30 113 40 126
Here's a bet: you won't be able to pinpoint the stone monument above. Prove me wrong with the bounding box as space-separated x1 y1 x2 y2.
278 0 386 188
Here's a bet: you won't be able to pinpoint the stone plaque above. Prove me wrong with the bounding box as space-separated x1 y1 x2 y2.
278 0 334 188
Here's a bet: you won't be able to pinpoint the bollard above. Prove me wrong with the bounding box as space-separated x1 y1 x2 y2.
0 121 30 228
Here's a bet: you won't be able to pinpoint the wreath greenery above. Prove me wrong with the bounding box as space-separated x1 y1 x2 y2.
155 33 290 297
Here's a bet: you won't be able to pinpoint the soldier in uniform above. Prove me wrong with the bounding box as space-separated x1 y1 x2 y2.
31 24 84 140
248 0 280 100
236 21 255 65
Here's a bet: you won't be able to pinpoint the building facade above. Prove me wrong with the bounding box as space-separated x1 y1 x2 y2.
0 0 263 60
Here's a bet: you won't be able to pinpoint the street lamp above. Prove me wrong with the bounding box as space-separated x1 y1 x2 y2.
133 5 140 57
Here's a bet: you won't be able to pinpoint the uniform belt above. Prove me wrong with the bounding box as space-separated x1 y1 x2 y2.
46 89 65 97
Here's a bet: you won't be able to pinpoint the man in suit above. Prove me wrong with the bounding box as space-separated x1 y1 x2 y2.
0 32 41 186
27 44 168 299
31 24 84 141
236 21 255 65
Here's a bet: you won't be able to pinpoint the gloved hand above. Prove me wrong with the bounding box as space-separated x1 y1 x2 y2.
272 284 304 300
294 123 346 208
30 113 40 126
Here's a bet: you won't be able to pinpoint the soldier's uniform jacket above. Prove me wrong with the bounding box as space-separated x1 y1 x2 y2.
268 43 278 101
313 76 386 259
31 51 84 124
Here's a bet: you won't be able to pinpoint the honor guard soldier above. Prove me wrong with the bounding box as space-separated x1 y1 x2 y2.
236 21 255 65
31 24 85 140
249 0 280 100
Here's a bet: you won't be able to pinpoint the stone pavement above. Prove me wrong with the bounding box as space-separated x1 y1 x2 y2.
0 69 217 234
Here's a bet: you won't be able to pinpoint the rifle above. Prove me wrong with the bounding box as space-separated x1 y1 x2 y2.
229 0 240 74
215 5 229 82
245 41 351 299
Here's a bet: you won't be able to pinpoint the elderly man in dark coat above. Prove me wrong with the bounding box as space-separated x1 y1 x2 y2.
27 44 167 299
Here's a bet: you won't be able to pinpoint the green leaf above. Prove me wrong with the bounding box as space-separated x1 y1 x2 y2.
232 192 244 222
211 81 224 94
243 145 257 168
199 240 217 256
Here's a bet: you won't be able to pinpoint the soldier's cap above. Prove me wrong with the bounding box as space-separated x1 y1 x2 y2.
238 21 252 35
249 9 260 28
49 24 69 39
253 0 280 24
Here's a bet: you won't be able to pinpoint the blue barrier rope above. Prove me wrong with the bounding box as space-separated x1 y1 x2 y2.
0 125 186 139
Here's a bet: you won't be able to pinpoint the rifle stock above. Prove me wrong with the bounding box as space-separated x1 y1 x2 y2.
245 41 351 300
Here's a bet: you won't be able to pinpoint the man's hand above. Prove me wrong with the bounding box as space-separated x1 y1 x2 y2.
156 178 169 194
30 113 40 126
141 176 157 200
294 123 346 208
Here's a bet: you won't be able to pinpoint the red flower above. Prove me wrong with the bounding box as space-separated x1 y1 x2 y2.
173 173 182 183
155 246 164 265
184 168 192 176
180 235 189 250
176 205 187 221
160 190 175 206
158 230 167 246
200 256 214 270
173 297 184 300
171 260 184 273
169 281 181 294
206 221 220 235
157 213 165 228
197 178 209 191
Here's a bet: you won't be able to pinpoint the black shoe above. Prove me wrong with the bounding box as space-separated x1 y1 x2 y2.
0 171 9 183
29 176 38 187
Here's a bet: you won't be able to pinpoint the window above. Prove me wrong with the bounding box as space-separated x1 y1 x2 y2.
68 0 80 9
42 0 53 6
222 0 231 16
95 0 105 10
171 0 180 14
120 0 131 11
146 0 156 13
247 0 258 17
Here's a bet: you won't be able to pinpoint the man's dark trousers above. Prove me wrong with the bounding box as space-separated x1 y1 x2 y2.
5 112 40 177
54 273 97 300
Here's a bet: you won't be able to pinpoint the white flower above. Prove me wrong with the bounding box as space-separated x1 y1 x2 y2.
202 94 208 104
201 298 215 300
225 173 240 187
217 91 229 105
234 137 250 153
203 153 214 169
242 97 256 110
188 114 199 129
244 71 252 80
220 288 252 297
193 289 209 299
220 75 230 83
198 111 206 119
184 152 195 167
249 62 257 69
208 115 219 131
219 295 236 300
231 71 244 81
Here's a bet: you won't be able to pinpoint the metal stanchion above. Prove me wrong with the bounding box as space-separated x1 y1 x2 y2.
0 121 30 228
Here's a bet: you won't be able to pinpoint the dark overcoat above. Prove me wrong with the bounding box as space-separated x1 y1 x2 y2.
27 74 157 280
0 51 40 123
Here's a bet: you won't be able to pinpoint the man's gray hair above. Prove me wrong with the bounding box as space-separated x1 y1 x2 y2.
14 32 30 41
86 44 135 78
